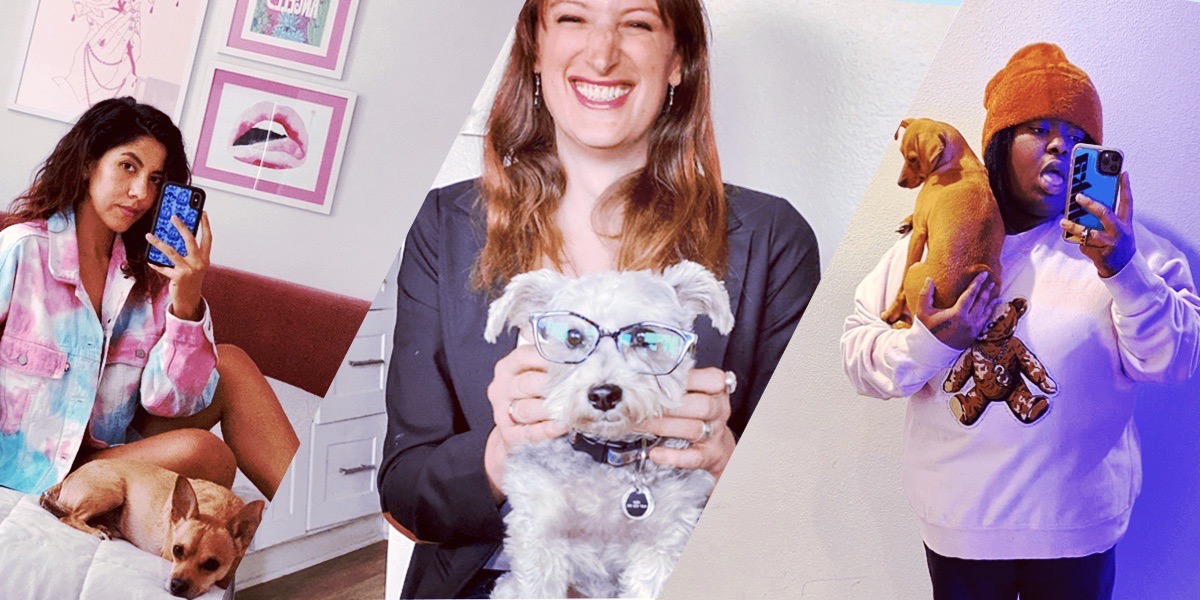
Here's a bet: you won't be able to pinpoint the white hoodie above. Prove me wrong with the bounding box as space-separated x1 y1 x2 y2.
842 219 1200 559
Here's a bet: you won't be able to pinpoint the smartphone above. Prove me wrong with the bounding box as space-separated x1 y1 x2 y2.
1063 143 1123 243
147 182 206 268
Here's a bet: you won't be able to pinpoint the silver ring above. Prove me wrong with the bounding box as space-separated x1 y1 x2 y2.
1081 227 1093 246
508 400 520 425
723 370 738 396
698 420 713 443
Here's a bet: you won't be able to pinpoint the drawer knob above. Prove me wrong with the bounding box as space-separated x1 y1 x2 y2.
339 464 378 475
348 358 386 367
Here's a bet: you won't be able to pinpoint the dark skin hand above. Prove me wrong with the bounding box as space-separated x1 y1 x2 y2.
1059 172 1137 278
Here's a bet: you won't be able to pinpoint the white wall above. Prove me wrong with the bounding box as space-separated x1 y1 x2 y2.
0 0 523 300
663 1 1200 599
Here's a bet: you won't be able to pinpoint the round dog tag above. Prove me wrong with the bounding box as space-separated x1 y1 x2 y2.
622 486 654 520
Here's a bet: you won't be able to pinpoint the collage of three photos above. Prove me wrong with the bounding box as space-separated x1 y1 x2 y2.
1 1 1199 599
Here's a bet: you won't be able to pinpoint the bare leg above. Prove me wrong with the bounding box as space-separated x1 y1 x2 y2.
78 429 237 488
131 344 299 499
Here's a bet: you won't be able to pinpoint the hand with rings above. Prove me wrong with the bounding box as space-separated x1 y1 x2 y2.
634 367 737 481
484 345 568 501
1059 171 1138 278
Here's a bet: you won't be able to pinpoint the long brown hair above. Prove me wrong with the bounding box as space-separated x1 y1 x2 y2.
473 0 726 292
6 97 190 298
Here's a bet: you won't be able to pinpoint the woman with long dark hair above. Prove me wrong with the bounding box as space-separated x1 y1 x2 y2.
0 97 298 500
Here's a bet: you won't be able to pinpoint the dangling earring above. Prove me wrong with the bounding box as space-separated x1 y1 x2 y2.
534 73 541 107
667 85 675 110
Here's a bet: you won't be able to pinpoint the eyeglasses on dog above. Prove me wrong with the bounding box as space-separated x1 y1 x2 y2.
528 311 698 376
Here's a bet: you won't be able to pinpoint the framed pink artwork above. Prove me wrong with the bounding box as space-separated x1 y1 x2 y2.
221 0 360 79
10 0 209 123
192 63 356 214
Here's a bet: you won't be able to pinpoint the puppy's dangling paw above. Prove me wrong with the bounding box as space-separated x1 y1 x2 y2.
97 524 120 541
896 215 914 236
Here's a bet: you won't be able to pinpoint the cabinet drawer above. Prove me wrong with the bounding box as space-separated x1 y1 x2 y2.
307 414 387 530
316 308 393 424
370 252 401 310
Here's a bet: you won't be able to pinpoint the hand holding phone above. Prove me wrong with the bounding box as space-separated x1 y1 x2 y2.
145 182 211 321
148 182 206 267
1063 144 1123 243
1058 151 1138 278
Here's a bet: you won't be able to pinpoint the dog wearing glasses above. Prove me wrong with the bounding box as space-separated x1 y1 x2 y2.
484 260 734 599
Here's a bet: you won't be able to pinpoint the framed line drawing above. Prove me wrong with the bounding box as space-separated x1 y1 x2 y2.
221 0 360 79
192 63 356 214
10 0 210 123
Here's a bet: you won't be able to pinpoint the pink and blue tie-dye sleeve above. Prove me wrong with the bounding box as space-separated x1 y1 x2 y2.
0 244 15 324
139 298 219 417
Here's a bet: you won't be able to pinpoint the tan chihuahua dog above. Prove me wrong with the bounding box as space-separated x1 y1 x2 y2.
40 459 265 599
881 118 1004 328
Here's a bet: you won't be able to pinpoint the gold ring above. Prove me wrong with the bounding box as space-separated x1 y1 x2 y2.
508 400 520 425
699 420 713 443
1081 228 1093 246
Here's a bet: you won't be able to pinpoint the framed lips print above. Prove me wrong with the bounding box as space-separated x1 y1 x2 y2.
192 63 356 214
221 0 360 78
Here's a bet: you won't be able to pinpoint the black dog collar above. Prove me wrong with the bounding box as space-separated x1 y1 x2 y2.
568 430 661 467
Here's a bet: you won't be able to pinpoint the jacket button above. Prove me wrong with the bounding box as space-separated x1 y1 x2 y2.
136 349 147 359
64 362 70 372
17 355 27 365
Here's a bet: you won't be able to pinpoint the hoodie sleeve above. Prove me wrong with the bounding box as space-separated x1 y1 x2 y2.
841 239 964 399
1101 224 1200 383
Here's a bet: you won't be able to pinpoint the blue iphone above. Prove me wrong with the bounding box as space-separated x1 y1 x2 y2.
1064 143 1123 243
147 182 205 267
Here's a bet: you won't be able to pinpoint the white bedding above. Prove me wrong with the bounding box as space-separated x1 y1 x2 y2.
0 486 227 600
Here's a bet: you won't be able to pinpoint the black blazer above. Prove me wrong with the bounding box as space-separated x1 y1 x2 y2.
378 180 820 599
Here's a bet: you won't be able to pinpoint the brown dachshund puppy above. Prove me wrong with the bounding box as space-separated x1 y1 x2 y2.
40 459 265 599
881 118 1004 328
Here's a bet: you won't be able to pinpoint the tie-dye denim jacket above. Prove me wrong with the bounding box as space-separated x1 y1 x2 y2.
0 210 219 494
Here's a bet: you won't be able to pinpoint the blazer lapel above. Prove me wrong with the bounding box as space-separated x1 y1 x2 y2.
445 191 512 431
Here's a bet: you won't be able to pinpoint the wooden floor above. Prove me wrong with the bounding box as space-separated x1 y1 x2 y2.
236 541 388 600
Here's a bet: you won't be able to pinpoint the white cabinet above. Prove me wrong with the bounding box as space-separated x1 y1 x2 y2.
239 257 399 585
308 413 388 530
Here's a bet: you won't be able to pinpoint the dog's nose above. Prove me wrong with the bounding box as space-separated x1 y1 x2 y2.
588 384 623 411
169 578 190 597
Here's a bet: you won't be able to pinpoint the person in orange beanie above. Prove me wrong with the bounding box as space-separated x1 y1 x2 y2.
843 42 1200 600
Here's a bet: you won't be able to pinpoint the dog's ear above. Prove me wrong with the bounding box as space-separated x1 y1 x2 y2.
920 131 946 175
170 476 200 524
484 269 566 343
895 118 911 140
228 500 266 552
662 261 734 335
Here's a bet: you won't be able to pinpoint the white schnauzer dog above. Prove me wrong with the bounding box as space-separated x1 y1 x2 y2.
483 260 735 599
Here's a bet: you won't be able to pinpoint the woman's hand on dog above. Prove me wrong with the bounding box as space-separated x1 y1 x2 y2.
1059 172 1137 278
146 212 211 322
484 345 569 502
637 367 736 482
915 272 999 350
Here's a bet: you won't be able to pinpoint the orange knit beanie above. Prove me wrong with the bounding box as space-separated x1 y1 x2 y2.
982 43 1102 151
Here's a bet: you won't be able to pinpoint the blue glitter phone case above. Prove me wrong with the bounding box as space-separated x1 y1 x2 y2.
147 182 205 267
1064 144 1123 243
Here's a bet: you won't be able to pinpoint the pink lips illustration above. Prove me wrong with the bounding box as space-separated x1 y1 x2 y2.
229 101 309 170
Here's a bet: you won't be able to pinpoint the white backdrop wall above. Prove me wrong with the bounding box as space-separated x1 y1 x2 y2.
662 1 1200 599
0 0 523 301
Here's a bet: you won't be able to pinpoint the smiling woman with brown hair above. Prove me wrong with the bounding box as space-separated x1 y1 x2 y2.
378 1 820 597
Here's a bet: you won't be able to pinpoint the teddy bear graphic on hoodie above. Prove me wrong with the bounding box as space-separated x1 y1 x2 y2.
943 298 1058 426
